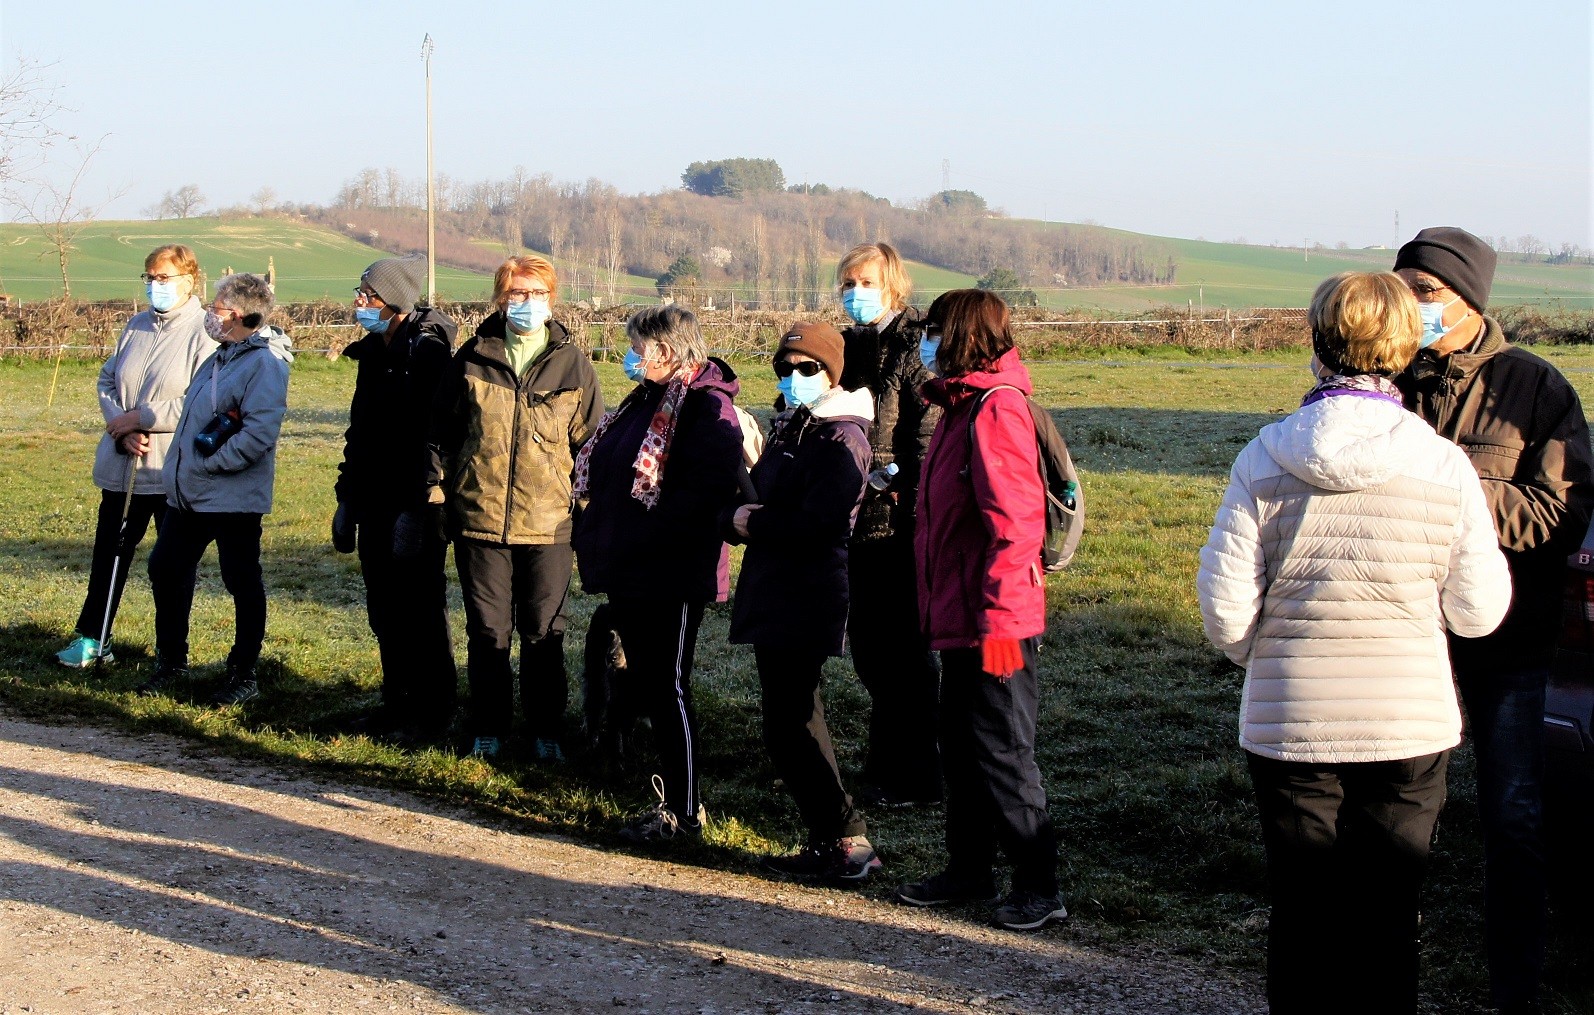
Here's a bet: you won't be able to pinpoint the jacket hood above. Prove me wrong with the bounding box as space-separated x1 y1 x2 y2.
922 348 1033 408
690 356 740 398
808 383 875 421
220 326 294 365
1258 394 1435 492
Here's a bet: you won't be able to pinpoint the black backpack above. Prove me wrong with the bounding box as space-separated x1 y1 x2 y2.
968 385 1085 572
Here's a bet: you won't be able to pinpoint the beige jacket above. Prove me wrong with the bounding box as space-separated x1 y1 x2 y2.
1198 392 1510 763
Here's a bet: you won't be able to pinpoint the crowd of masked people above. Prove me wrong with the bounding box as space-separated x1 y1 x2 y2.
57 230 1591 1010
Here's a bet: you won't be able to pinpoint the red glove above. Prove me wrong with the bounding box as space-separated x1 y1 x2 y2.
980 637 1023 679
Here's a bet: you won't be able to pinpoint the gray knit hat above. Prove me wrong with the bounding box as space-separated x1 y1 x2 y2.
359 255 426 314
1393 227 1497 313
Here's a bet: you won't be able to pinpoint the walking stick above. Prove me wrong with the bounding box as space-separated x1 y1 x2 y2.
95 453 138 668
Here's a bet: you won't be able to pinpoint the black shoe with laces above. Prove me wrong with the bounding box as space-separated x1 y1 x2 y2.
210 665 260 706
896 870 1000 907
991 890 1068 931
764 836 882 884
136 659 189 697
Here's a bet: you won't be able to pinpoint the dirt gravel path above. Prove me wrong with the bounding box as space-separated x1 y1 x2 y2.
0 715 1262 1014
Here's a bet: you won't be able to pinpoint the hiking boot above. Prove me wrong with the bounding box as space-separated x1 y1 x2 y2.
136 659 189 697
533 737 566 764
764 836 882 884
991 890 1068 931
896 871 999 908
619 774 705 844
210 666 260 707
469 736 502 759
57 635 112 669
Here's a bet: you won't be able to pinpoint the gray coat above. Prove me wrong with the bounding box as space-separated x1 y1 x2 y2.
163 327 294 514
93 296 216 494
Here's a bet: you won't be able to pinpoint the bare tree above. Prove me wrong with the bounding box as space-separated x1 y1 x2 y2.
601 201 624 304
250 185 277 215
0 59 64 189
159 184 205 219
19 140 124 299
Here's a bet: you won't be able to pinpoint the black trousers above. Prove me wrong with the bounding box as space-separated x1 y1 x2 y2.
455 538 571 740
74 489 167 640
608 596 705 818
939 637 1057 895
356 506 457 727
756 645 866 843
148 508 266 671
847 535 942 798
1247 750 1449 1015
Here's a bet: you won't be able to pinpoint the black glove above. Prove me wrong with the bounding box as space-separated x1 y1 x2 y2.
331 501 357 554
393 507 424 560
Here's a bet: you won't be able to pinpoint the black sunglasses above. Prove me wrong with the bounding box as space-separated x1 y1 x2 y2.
774 359 824 378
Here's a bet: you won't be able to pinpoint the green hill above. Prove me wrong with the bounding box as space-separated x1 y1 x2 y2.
0 217 492 303
2 216 1587 313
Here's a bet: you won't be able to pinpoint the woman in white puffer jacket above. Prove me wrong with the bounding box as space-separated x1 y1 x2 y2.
1197 271 1509 1014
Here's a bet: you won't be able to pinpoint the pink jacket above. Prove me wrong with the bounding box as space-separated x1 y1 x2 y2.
914 349 1046 649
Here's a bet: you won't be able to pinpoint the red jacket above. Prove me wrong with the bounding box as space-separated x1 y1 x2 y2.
914 348 1046 649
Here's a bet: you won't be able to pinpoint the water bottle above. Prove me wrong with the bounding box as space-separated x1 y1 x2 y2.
867 462 899 493
1061 479 1079 512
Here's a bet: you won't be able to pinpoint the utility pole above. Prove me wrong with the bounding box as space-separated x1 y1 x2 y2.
422 34 436 304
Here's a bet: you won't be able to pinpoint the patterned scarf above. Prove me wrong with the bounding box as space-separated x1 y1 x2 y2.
572 368 694 510
1301 372 1404 408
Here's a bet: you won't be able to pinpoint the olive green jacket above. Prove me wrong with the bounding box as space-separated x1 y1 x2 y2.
427 314 603 544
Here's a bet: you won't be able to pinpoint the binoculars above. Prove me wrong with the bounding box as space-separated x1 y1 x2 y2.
195 411 242 455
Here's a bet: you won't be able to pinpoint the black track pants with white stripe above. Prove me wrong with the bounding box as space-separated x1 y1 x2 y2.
606 596 707 818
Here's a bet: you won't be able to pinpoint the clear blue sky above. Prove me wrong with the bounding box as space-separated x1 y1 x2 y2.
3 0 1589 248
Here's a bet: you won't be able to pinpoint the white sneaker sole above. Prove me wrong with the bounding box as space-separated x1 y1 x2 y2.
993 904 1068 931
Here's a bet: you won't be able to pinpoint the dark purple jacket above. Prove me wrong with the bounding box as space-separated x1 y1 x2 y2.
727 386 874 655
574 359 744 603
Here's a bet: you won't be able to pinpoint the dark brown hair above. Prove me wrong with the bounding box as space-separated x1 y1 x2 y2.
925 289 1014 377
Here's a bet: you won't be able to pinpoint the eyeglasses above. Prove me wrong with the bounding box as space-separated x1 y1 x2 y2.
1405 281 1451 303
774 360 824 378
352 287 385 306
141 272 190 284
504 288 552 304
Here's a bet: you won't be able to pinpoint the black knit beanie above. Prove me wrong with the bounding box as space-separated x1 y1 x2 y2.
1393 227 1496 313
360 255 426 314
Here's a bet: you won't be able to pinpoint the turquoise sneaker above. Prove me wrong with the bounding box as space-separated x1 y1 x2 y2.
56 636 112 668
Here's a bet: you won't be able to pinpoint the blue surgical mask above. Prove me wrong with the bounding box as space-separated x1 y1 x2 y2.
841 286 885 325
355 306 390 334
147 280 182 313
505 298 550 334
622 348 647 382
1417 295 1468 349
778 372 829 407
918 333 942 377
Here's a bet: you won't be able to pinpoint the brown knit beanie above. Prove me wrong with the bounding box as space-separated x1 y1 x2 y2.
777 322 845 383
1393 227 1497 313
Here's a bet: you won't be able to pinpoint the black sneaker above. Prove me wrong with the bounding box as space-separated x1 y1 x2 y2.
896 871 999 907
618 774 705 844
210 666 260 707
136 660 189 697
991 890 1068 931
764 836 882 884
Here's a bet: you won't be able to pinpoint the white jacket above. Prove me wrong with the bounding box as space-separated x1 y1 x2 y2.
1197 392 1510 763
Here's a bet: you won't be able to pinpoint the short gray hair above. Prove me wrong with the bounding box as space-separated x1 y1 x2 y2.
215 273 276 328
626 304 706 370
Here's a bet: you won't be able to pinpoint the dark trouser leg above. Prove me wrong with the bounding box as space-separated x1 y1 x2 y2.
148 507 215 667
1457 659 1549 1010
939 638 1055 895
212 513 265 672
1247 751 1448 1015
455 539 515 740
581 601 621 739
75 491 166 639
848 536 941 798
512 542 573 740
755 645 865 842
609 596 705 817
358 508 457 724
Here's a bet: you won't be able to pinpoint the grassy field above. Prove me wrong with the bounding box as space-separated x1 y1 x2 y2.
3 349 1590 1011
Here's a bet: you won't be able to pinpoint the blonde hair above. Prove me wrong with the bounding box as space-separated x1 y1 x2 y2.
836 241 912 311
145 243 199 279
1309 271 1420 376
492 255 559 307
